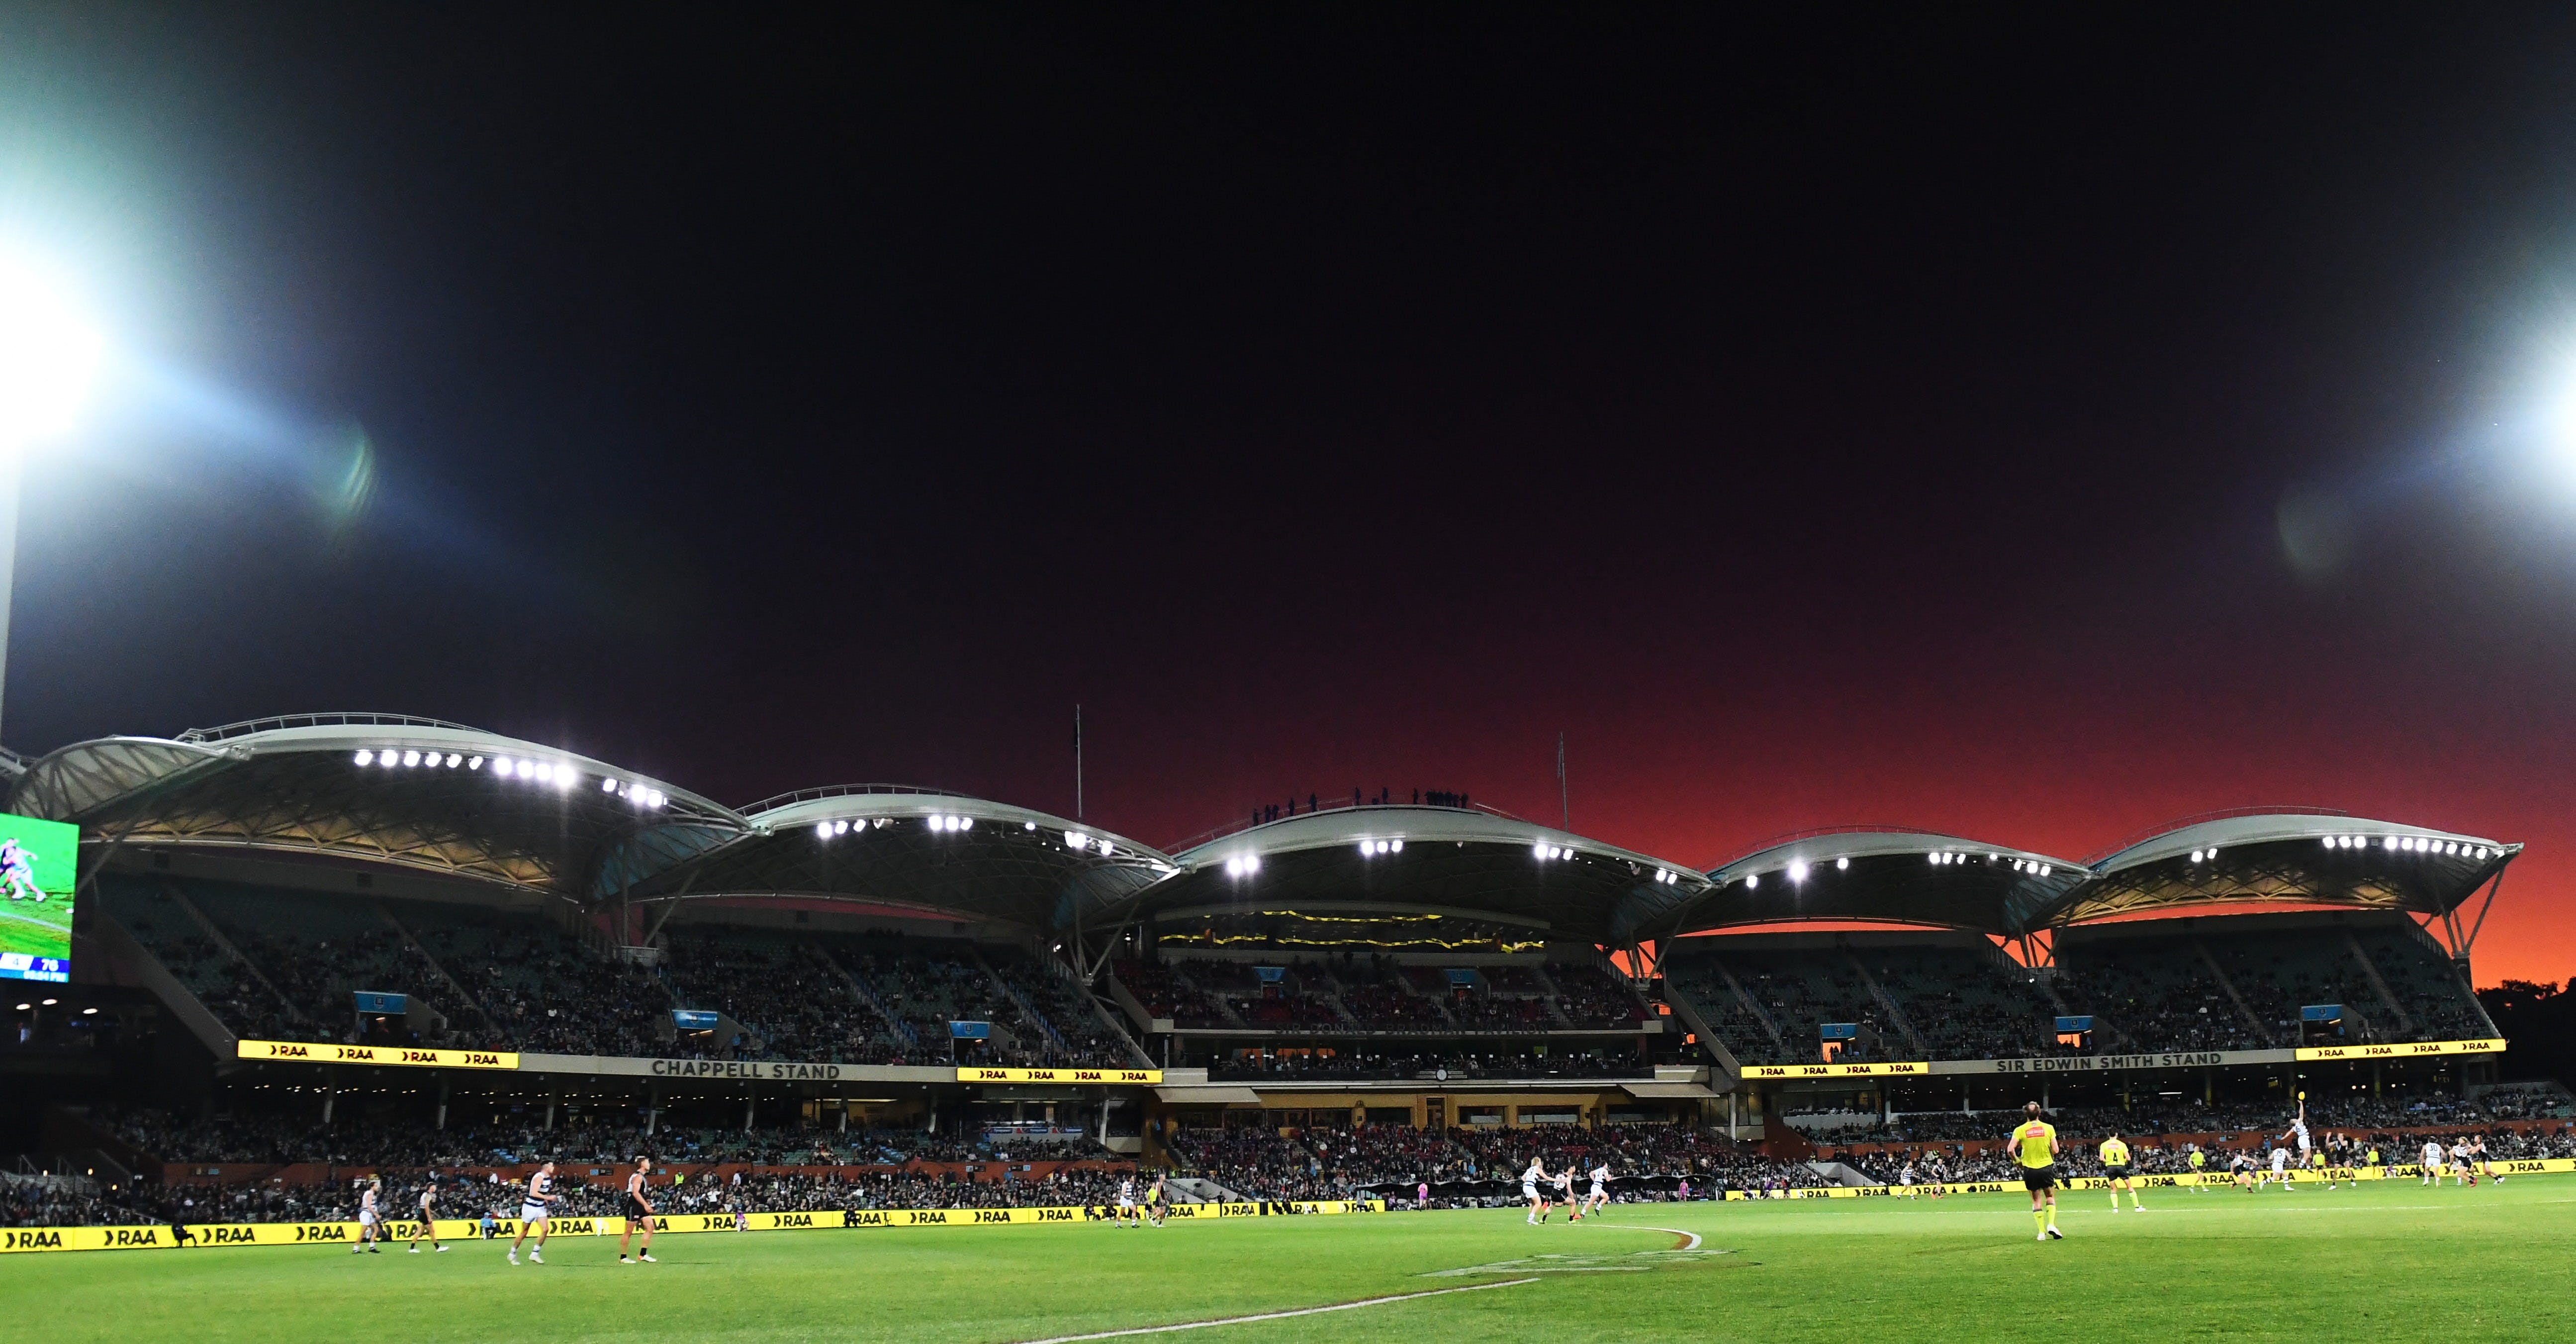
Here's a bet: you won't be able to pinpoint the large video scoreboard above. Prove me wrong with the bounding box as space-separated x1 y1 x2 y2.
0 810 78 983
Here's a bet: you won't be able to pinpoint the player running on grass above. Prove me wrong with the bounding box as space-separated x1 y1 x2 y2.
1553 1165 1579 1222
2474 1137 2502 1186
1580 1160 1612 1218
2098 1131 2143 1213
1114 1175 1139 1228
2011 1102 2062 1241
407 1179 446 1253
354 1176 384 1254
2422 1138 2447 1186
1522 1157 1550 1224
509 1160 558 1265
1897 1158 1919 1200
618 1156 657 1263
1145 1173 1168 1227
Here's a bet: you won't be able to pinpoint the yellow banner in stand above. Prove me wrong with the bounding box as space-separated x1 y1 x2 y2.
955 1065 1163 1084
0 1200 1380 1253
2294 1038 2504 1061
1721 1158 2576 1199
1740 1060 1929 1079
235 1040 519 1070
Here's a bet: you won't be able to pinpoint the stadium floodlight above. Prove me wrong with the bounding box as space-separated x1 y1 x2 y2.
354 750 372 766
602 776 618 792
1746 872 1759 889
2040 864 2051 876
0 246 108 744
1787 859 1809 884
2190 849 2204 863
1390 839 1403 852
1835 857 1848 870
0 248 101 451
815 822 832 839
961 816 974 830
444 753 459 768
1024 821 1036 831
467 756 482 770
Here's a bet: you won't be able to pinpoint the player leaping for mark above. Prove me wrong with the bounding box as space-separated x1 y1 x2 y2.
2283 1098 2313 1191
509 1160 559 1264
2099 1130 2142 1213
2012 1102 2062 1241
1522 1157 1550 1225
619 1156 658 1263
407 1178 446 1253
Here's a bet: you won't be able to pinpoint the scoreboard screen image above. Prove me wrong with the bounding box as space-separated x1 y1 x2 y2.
0 810 78 983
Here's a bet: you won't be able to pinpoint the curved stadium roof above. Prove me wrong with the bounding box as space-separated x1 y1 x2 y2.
1100 804 1712 946
12 714 741 896
1651 828 2092 939
2019 811 2518 930
621 784 1172 929
10 714 2522 946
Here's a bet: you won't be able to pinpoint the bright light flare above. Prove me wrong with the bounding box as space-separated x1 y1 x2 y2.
0 248 104 449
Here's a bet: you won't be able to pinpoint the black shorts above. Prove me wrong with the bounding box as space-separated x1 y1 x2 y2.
2022 1165 2058 1191
2101 1165 2131 1180
625 1196 652 1220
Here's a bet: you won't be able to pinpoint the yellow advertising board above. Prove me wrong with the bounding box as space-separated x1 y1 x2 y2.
1740 1060 1928 1079
235 1040 520 1070
2294 1038 2504 1062
954 1065 1162 1084
0 1200 1379 1253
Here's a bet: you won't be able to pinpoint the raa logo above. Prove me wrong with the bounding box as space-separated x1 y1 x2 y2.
4 1229 65 1250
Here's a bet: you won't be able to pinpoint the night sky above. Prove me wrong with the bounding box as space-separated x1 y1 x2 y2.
5 6 2576 982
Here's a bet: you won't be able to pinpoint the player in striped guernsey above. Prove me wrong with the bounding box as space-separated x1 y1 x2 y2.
509 1160 559 1265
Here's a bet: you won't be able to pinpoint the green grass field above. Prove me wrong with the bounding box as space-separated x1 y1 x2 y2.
0 896 71 960
10 1180 2573 1343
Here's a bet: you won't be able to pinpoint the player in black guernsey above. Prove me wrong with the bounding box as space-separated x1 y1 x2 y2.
407 1180 447 1253
619 1157 658 1263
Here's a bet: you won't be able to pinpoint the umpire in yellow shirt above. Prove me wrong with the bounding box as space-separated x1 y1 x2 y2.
2100 1131 2143 1213
2013 1101 2063 1241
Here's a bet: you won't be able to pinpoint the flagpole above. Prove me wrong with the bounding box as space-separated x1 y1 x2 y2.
1556 732 1568 828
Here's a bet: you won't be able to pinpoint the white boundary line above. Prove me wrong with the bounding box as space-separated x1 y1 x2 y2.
1639 1226 1703 1250
1015 1278 1539 1343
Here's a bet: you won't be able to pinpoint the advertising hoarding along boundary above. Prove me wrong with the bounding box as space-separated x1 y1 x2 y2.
0 1199 1379 1253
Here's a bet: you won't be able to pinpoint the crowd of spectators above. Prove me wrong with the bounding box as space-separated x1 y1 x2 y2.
104 875 1137 1068
1205 1045 1652 1081
95 1105 1017 1169
1160 1121 1824 1200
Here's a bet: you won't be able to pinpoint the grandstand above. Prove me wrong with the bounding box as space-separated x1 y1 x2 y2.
0 714 2537 1229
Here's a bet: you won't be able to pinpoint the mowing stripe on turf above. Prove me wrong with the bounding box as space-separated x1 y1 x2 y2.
1014 1277 1538 1342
